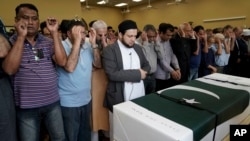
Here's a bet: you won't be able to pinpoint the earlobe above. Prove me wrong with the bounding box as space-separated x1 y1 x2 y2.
118 32 122 39
15 17 18 22
67 31 71 37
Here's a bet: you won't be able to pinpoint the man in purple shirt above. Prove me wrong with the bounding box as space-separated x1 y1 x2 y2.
2 3 66 141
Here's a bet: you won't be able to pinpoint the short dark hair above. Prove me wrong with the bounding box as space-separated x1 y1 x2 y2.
89 20 97 28
193 25 204 33
223 25 233 32
67 19 86 31
59 20 70 34
158 23 174 34
212 27 223 34
15 3 39 17
107 26 113 30
40 21 46 34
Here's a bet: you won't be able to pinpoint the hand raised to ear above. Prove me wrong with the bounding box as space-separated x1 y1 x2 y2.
46 17 59 33
89 28 97 45
15 18 27 37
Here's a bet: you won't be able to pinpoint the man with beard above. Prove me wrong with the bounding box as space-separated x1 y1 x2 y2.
102 19 150 140
91 20 110 141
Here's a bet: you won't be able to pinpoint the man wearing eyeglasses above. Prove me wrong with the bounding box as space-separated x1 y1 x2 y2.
136 24 162 94
56 19 101 141
2 3 67 141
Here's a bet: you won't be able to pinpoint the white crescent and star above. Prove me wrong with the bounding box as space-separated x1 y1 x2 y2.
158 85 221 102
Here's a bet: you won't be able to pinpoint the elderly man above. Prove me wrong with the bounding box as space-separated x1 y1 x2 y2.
136 24 162 94
170 22 197 84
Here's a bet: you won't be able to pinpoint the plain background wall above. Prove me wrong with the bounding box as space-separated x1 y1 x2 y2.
125 0 250 30
0 0 81 25
0 0 250 31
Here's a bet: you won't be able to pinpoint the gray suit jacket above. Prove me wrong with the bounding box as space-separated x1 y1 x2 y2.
102 41 150 111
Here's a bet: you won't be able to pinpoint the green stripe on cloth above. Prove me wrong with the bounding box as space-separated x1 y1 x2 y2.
163 80 249 124
132 80 249 141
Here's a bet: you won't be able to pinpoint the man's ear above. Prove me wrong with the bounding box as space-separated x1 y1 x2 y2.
118 32 123 39
66 30 71 37
14 17 19 22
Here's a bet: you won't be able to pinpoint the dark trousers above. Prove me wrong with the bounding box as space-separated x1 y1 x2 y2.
155 78 176 92
0 77 17 141
17 101 65 141
143 74 156 95
61 102 91 141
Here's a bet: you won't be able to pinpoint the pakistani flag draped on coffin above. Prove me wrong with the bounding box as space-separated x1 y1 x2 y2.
133 80 249 141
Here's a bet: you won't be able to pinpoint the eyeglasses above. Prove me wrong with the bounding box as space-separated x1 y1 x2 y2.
81 31 88 36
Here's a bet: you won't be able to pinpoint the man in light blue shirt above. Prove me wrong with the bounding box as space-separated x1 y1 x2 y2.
57 19 101 141
211 33 230 73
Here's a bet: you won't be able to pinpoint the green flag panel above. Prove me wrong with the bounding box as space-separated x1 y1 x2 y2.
132 80 249 141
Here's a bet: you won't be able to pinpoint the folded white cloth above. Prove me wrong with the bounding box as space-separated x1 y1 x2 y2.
204 73 250 86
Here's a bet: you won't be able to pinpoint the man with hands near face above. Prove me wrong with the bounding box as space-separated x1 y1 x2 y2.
136 24 162 94
56 19 101 141
2 3 66 141
170 22 197 84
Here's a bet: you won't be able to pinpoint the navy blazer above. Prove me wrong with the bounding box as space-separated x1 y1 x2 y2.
102 41 150 111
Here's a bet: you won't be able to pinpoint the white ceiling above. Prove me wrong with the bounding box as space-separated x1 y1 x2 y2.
81 0 168 8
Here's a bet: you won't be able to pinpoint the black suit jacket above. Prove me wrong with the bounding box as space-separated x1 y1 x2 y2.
170 34 197 83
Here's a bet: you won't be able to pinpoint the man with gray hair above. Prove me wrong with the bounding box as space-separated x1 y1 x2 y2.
91 19 110 141
92 20 108 49
136 24 162 94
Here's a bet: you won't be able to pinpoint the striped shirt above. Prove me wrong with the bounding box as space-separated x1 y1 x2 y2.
10 33 59 108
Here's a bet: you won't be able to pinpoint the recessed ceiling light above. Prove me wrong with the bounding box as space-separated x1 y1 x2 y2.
80 0 85 2
115 3 128 7
132 0 142 2
97 0 106 5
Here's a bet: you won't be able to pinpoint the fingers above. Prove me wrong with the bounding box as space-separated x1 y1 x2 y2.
47 17 57 26
88 28 97 45
46 17 59 33
139 69 147 79
15 19 28 36
71 26 82 42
